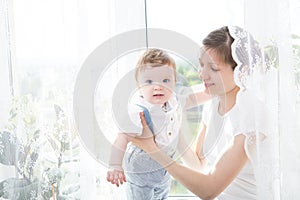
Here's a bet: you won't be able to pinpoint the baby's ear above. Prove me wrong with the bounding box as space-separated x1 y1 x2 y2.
138 89 144 98
139 91 144 98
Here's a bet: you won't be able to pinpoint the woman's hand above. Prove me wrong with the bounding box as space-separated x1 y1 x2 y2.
131 112 157 153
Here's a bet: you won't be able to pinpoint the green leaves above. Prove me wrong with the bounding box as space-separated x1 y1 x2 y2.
0 178 40 200
0 95 80 199
0 131 20 166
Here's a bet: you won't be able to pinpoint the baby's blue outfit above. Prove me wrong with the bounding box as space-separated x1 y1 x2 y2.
124 145 171 200
123 95 181 200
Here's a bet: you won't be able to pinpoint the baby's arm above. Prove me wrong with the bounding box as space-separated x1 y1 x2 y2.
185 91 211 109
106 133 130 187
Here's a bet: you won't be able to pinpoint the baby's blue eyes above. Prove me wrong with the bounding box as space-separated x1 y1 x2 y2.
145 79 171 84
145 80 153 84
163 79 170 83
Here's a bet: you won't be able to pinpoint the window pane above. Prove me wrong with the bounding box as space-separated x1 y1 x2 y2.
6 0 146 199
146 0 244 196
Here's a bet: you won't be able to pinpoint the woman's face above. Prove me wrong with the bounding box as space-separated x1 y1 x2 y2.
199 48 236 96
137 65 175 105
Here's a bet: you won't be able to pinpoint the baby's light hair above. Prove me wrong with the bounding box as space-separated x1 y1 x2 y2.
135 48 176 81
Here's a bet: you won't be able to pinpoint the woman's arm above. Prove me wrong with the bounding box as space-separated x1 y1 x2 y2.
132 113 248 200
176 117 206 171
177 137 204 172
195 122 207 165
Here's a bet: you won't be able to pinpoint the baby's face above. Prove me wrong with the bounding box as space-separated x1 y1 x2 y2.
138 65 176 105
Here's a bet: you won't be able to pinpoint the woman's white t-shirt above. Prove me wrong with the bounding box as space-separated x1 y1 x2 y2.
202 90 270 200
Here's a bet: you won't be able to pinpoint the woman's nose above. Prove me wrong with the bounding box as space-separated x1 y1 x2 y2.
199 68 208 80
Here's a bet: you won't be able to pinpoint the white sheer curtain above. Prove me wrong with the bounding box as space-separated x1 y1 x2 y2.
1 0 300 199
0 0 12 131
244 0 300 199
0 0 145 199
0 0 15 183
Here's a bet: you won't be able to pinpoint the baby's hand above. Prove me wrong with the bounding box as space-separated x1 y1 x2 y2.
106 169 126 187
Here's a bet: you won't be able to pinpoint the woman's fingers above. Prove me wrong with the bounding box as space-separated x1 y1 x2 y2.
139 112 148 127
139 112 153 139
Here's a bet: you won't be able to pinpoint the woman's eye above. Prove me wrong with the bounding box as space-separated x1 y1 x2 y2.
163 79 170 83
145 80 153 84
211 67 219 72
210 65 219 72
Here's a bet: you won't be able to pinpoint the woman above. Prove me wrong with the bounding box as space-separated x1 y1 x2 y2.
132 26 276 200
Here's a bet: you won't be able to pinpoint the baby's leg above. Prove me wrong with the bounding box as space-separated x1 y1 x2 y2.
125 181 154 200
153 171 172 200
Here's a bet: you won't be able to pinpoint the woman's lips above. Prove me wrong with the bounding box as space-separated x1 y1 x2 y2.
205 83 214 88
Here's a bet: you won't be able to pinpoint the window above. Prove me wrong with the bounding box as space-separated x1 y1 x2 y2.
0 0 243 199
2 0 300 199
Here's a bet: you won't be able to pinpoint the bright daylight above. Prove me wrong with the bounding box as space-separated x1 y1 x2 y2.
0 0 300 199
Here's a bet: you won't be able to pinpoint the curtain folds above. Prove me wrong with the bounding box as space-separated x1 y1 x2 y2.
0 0 300 199
244 0 299 199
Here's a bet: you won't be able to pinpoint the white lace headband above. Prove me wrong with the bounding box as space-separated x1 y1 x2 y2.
228 26 272 90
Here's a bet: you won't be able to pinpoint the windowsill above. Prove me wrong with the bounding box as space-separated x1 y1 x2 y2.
168 195 199 199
